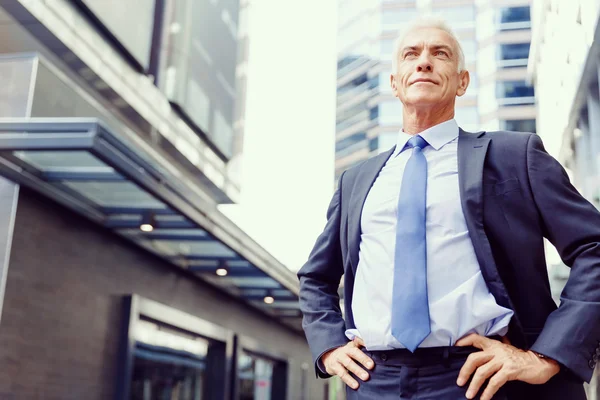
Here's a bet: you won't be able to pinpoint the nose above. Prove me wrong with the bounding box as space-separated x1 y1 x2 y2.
416 54 433 72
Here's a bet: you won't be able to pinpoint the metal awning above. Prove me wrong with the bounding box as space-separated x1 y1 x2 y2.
0 118 302 330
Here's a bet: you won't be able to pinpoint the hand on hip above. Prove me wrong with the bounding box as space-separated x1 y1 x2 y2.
322 337 374 389
456 333 560 400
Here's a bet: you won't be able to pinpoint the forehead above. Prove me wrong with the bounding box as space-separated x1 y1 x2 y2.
400 27 458 50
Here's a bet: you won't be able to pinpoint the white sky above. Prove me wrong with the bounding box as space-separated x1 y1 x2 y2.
220 0 338 271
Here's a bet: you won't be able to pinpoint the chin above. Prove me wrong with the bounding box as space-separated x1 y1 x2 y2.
406 95 442 107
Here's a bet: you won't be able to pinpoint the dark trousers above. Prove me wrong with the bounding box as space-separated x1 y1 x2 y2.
345 346 587 400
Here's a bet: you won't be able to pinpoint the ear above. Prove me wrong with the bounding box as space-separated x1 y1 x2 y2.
390 73 399 98
456 70 470 97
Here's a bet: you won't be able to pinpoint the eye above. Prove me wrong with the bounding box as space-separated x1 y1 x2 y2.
435 50 448 57
404 51 418 58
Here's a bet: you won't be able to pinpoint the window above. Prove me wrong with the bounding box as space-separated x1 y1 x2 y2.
77 0 157 69
499 43 530 60
501 119 536 133
369 137 379 152
119 296 233 400
498 43 530 68
131 319 210 400
238 351 275 400
497 6 531 31
496 80 535 105
236 338 288 400
499 6 530 24
158 0 239 158
336 132 367 153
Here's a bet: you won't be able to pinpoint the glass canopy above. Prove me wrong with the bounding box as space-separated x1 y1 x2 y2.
0 119 301 329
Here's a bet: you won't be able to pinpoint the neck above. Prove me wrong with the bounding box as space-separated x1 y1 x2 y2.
402 103 455 135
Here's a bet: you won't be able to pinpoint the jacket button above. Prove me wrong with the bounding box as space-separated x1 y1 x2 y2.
381 353 388 361
589 360 596 369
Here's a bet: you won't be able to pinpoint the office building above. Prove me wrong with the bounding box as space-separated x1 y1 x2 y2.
0 1 323 399
529 1 600 397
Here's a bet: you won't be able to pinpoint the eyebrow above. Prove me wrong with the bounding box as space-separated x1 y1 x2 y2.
401 44 454 55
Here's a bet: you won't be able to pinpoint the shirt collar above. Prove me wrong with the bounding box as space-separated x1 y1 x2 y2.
392 119 459 157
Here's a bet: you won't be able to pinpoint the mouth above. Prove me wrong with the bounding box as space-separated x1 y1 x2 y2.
411 79 437 85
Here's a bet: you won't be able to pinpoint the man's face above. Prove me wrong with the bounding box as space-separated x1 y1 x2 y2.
391 27 469 108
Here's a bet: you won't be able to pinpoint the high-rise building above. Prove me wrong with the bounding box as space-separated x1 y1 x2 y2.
335 0 535 182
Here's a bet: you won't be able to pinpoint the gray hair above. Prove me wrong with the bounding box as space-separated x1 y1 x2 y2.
391 15 465 73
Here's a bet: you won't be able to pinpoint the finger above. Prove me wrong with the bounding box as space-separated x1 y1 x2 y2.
353 336 366 348
465 362 502 400
340 354 370 382
349 347 375 370
337 366 360 390
456 333 491 349
480 371 509 400
457 351 494 386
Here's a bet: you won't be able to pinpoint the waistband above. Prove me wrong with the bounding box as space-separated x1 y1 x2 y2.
364 335 503 367
366 345 479 367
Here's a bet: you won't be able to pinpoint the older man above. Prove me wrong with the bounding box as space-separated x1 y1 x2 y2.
298 16 598 400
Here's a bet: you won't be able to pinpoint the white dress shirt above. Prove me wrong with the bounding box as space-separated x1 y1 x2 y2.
346 119 513 350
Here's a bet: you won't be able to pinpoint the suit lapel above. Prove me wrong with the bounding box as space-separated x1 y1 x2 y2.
348 148 395 274
458 128 489 228
458 129 514 312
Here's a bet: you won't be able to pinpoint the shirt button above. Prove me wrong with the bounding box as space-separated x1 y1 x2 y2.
381 353 388 361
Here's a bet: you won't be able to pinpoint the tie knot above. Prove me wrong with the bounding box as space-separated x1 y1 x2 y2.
407 135 428 150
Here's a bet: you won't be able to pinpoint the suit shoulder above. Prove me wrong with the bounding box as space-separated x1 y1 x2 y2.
485 130 535 140
485 130 536 148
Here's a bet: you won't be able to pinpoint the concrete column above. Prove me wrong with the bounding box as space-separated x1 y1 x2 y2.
0 178 19 324
0 54 38 322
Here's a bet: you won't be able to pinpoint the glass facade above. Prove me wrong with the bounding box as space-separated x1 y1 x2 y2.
78 0 157 69
159 0 239 158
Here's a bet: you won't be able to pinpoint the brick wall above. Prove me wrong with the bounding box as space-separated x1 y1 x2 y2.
0 188 322 400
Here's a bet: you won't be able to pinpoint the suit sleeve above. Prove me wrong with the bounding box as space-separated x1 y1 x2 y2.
297 171 349 379
526 133 600 382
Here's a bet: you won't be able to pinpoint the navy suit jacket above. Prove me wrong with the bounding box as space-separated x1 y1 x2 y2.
298 129 600 385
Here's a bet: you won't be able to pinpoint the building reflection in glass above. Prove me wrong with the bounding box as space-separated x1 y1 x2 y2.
130 318 211 400
237 351 275 400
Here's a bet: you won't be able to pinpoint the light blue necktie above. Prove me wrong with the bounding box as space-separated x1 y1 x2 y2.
391 135 431 352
